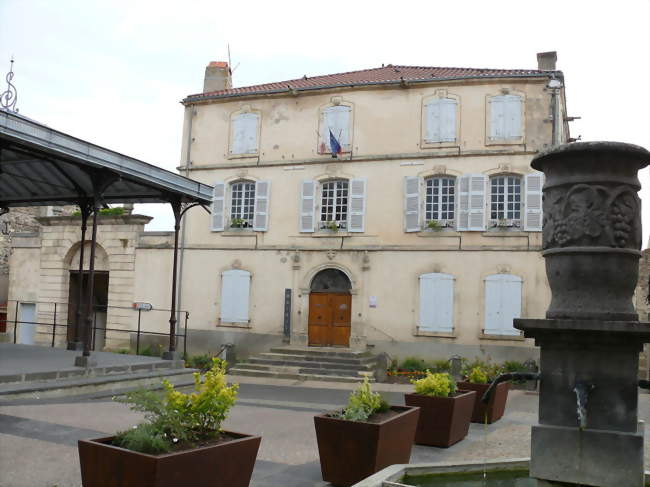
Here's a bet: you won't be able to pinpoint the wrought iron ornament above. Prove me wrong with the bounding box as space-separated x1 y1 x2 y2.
1 57 17 112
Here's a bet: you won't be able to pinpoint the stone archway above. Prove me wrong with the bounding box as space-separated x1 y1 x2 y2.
308 268 352 347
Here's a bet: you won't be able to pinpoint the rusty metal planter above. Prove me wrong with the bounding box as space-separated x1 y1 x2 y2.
314 405 419 487
457 381 509 424
78 430 261 487
404 390 476 447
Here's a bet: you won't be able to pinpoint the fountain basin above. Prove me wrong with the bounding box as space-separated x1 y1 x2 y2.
351 459 650 487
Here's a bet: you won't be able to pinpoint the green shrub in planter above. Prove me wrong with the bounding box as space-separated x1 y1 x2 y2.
467 367 489 384
114 358 238 454
412 371 457 397
334 377 389 421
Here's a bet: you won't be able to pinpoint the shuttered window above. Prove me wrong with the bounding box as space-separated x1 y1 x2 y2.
220 270 251 324
230 112 260 155
425 177 455 225
457 175 486 231
404 176 421 232
300 180 316 233
347 178 366 233
211 182 225 231
320 180 349 230
524 172 544 231
490 176 522 227
424 98 457 143
489 95 523 140
419 273 454 333
319 105 352 154
253 181 270 231
230 181 255 228
484 274 522 336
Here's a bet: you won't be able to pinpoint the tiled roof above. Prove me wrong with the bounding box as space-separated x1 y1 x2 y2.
184 64 559 102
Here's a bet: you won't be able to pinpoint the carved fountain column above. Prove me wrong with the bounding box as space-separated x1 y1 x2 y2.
516 142 650 487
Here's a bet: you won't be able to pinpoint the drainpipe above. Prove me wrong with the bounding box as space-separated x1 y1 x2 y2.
176 105 194 348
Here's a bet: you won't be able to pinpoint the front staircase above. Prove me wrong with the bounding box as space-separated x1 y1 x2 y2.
228 346 381 382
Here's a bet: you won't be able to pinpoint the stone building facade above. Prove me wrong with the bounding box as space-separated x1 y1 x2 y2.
7 53 580 364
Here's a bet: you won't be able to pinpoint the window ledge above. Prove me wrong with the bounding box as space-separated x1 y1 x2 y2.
480 332 525 341
485 138 525 146
482 231 529 238
417 230 460 238
415 329 457 338
312 231 350 237
218 322 251 329
227 153 259 160
420 142 459 150
222 229 257 237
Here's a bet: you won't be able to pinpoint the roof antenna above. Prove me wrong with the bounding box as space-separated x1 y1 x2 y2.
1 56 18 112
227 44 241 77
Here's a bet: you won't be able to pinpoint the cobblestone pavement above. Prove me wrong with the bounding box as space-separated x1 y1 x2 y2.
1 376 649 487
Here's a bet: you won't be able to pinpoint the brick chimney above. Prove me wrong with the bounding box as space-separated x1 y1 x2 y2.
203 61 232 93
537 51 557 71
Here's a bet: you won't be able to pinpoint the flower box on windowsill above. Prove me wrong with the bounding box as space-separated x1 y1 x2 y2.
425 220 455 232
489 219 521 229
319 222 347 232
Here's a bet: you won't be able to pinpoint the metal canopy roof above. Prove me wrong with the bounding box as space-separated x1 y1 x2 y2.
0 109 212 207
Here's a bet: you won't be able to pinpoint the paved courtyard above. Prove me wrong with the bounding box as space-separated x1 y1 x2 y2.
1 375 650 487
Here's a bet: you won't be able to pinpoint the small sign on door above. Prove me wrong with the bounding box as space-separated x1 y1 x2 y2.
369 296 377 308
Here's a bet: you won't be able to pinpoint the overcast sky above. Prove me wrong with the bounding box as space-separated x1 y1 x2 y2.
1 0 649 244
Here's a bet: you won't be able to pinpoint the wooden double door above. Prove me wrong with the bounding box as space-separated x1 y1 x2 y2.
308 292 351 347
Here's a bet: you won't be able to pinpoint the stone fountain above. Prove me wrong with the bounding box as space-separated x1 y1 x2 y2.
354 141 650 487
516 141 650 487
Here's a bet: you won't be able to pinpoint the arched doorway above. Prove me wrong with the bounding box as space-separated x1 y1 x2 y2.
308 268 352 347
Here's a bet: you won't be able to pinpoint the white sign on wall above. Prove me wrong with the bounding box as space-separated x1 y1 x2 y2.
369 296 377 308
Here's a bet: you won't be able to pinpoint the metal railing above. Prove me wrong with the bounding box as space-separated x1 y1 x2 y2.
6 299 189 357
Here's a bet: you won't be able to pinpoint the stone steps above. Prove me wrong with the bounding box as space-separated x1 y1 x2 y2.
229 346 380 383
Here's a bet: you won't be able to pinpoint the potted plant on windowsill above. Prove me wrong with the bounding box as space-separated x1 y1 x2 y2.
426 220 444 231
457 365 510 424
314 377 419 487
229 217 248 230
78 359 261 487
320 221 340 232
404 371 476 447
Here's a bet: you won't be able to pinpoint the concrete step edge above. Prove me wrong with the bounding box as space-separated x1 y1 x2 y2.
228 368 374 383
0 368 198 397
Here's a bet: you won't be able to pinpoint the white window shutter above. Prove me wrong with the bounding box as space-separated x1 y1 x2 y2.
348 178 366 233
440 98 457 142
322 105 351 152
220 270 251 323
419 273 454 333
318 110 328 153
242 113 259 153
457 176 470 231
299 180 316 233
468 174 487 231
404 176 421 232
425 101 441 143
489 96 505 140
484 274 521 335
524 172 544 231
211 182 225 231
253 180 270 231
504 95 522 138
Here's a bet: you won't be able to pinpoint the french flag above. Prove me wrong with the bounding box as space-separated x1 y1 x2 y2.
329 129 342 158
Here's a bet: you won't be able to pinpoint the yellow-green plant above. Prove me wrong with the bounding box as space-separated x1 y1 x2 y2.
336 376 389 421
467 366 489 384
114 358 238 454
412 371 457 397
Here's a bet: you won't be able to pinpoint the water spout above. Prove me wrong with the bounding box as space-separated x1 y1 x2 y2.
480 372 540 404
573 382 594 430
